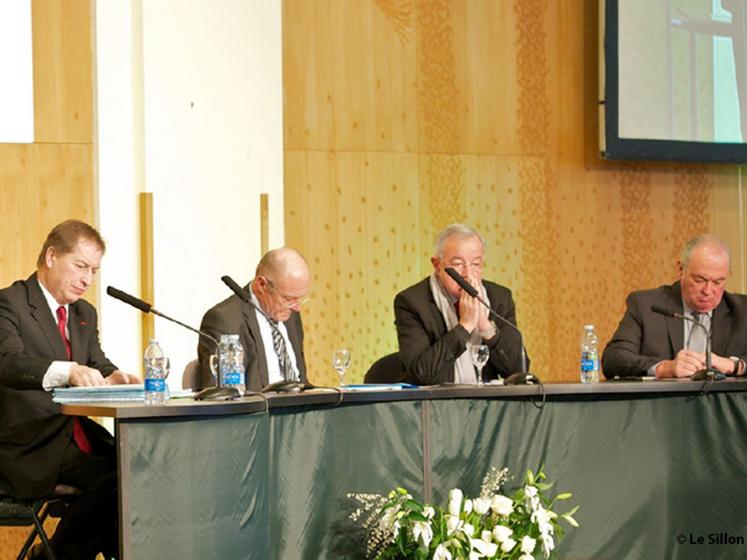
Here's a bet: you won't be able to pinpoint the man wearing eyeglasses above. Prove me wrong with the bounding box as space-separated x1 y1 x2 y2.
602 234 747 379
394 224 527 385
197 248 310 391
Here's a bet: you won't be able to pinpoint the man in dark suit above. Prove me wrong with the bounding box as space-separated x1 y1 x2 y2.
197 248 309 391
603 234 747 378
394 224 526 385
0 220 139 559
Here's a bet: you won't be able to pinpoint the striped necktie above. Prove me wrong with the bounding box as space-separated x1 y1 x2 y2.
268 319 290 380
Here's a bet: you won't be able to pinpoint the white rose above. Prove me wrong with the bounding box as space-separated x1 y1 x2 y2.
521 535 537 554
480 529 493 543
490 494 514 516
448 488 463 517
463 499 473 514
473 497 491 515
434 543 453 560
501 537 517 553
492 524 513 543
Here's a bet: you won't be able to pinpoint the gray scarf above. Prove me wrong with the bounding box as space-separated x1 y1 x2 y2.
429 273 490 383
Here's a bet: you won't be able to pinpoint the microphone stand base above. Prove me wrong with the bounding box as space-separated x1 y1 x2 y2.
505 372 539 385
691 368 724 381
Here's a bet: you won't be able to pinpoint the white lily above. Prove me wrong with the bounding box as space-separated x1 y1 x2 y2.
471 537 498 557
433 542 453 560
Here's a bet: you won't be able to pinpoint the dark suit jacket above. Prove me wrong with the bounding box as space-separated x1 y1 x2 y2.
602 282 747 378
394 277 527 385
197 286 307 392
0 274 117 499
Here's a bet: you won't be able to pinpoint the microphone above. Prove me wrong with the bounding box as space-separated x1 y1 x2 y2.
106 286 151 313
220 275 302 387
650 304 718 380
107 286 239 400
106 286 218 346
443 267 536 384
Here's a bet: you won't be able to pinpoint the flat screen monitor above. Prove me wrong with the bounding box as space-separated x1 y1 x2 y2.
601 0 747 163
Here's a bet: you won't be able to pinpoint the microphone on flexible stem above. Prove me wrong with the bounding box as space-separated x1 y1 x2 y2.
106 286 218 346
106 286 239 401
444 267 537 385
220 275 305 392
650 305 719 380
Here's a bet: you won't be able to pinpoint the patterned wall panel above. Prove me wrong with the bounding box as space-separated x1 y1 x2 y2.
283 0 741 385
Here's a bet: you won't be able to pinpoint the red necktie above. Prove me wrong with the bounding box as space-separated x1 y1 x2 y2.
57 306 92 454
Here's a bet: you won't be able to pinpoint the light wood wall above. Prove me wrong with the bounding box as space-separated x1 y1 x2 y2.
0 0 94 556
284 0 745 386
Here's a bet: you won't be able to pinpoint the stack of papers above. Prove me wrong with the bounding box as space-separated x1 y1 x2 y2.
52 385 193 403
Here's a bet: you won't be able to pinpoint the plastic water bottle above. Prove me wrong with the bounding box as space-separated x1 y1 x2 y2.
143 339 168 405
218 334 245 396
580 325 600 383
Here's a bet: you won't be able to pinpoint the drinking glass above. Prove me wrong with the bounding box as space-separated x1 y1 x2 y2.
470 344 490 384
332 349 351 387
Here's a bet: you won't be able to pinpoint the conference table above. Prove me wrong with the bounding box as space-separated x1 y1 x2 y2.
61 379 747 560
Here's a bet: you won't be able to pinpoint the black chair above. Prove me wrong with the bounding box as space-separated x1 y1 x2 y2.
364 352 403 383
0 485 80 560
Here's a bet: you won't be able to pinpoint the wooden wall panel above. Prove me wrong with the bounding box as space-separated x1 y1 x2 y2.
284 0 743 384
0 2 94 555
32 0 93 143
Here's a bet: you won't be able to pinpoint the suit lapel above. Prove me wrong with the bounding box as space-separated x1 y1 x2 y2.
711 298 731 356
665 283 685 353
26 275 68 360
68 303 88 364
242 303 270 388
285 313 305 379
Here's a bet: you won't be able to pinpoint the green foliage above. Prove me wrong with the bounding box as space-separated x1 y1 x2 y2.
348 467 579 560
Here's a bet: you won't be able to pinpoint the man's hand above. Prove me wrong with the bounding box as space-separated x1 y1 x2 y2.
458 289 480 333
656 350 705 378
709 354 737 375
104 370 142 385
69 365 106 387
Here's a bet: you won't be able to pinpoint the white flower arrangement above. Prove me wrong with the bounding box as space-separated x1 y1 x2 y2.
347 467 578 559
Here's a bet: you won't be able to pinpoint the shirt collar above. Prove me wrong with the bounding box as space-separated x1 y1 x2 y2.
36 276 67 317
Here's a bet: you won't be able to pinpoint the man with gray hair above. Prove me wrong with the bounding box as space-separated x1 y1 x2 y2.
197 247 310 391
603 234 747 378
394 224 527 385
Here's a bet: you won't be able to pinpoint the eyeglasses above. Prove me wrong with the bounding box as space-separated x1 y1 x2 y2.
264 278 311 308
446 258 484 272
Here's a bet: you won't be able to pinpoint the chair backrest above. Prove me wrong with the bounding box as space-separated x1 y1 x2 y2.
182 359 201 390
363 352 403 384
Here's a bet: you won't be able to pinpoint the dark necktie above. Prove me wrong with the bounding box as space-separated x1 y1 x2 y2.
57 306 92 454
268 319 290 380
